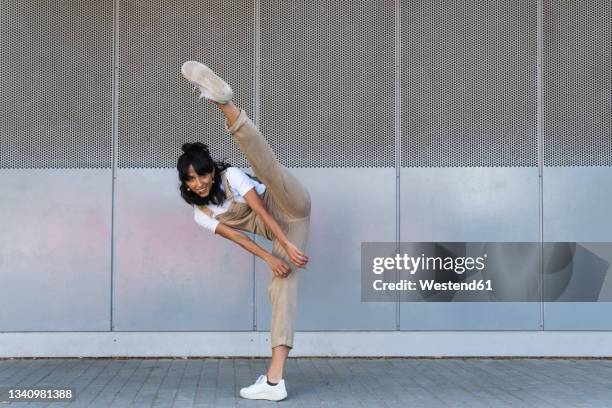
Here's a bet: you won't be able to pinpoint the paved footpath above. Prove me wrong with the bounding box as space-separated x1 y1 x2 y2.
1 358 611 407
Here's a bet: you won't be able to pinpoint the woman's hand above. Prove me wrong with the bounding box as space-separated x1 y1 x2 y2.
242 191 310 269
283 241 309 269
266 254 292 278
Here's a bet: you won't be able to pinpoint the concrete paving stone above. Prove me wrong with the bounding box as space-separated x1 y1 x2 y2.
0 357 611 407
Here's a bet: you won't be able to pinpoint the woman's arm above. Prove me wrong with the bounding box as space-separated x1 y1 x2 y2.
242 188 308 268
215 222 291 278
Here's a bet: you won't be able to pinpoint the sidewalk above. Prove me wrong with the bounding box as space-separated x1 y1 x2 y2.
1 357 611 407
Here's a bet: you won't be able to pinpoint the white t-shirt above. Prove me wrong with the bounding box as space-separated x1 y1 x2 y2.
193 167 266 234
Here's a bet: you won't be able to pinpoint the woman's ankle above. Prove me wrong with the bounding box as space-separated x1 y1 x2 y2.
217 101 240 126
266 372 283 383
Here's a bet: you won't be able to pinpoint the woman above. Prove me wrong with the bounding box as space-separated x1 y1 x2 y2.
177 61 312 401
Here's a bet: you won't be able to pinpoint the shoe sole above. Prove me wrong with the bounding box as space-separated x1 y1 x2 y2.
239 390 287 401
180 61 233 103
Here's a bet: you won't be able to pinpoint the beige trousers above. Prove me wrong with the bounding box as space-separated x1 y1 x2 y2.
224 109 311 350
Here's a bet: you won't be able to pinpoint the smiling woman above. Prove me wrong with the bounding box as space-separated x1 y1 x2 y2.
176 60 312 402
177 142 233 207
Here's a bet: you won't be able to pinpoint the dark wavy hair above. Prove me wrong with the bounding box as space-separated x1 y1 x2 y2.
177 142 232 207
177 142 262 207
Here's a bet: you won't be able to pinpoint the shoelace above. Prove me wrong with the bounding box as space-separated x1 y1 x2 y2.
191 85 203 98
191 85 210 99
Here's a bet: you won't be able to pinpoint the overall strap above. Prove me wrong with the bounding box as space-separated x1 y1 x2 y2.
221 169 234 201
196 204 214 218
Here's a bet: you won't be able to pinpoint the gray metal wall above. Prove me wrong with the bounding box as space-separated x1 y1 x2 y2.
0 0 610 335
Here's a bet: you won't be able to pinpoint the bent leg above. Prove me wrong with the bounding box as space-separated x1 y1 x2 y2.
218 104 311 219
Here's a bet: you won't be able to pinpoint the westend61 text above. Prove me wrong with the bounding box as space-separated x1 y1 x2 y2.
373 279 493 291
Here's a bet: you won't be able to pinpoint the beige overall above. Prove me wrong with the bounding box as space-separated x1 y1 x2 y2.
197 109 311 350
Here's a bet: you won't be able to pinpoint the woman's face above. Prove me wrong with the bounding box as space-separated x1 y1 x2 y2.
185 164 215 197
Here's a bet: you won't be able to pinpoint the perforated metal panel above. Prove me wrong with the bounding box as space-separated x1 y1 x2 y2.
0 0 113 169
119 0 254 168
260 0 395 168
543 0 612 167
401 0 538 167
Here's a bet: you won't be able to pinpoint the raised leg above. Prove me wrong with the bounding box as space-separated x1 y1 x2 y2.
214 100 241 127
214 101 311 220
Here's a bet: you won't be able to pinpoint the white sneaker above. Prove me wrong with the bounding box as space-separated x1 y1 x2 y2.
239 374 288 401
180 60 233 104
